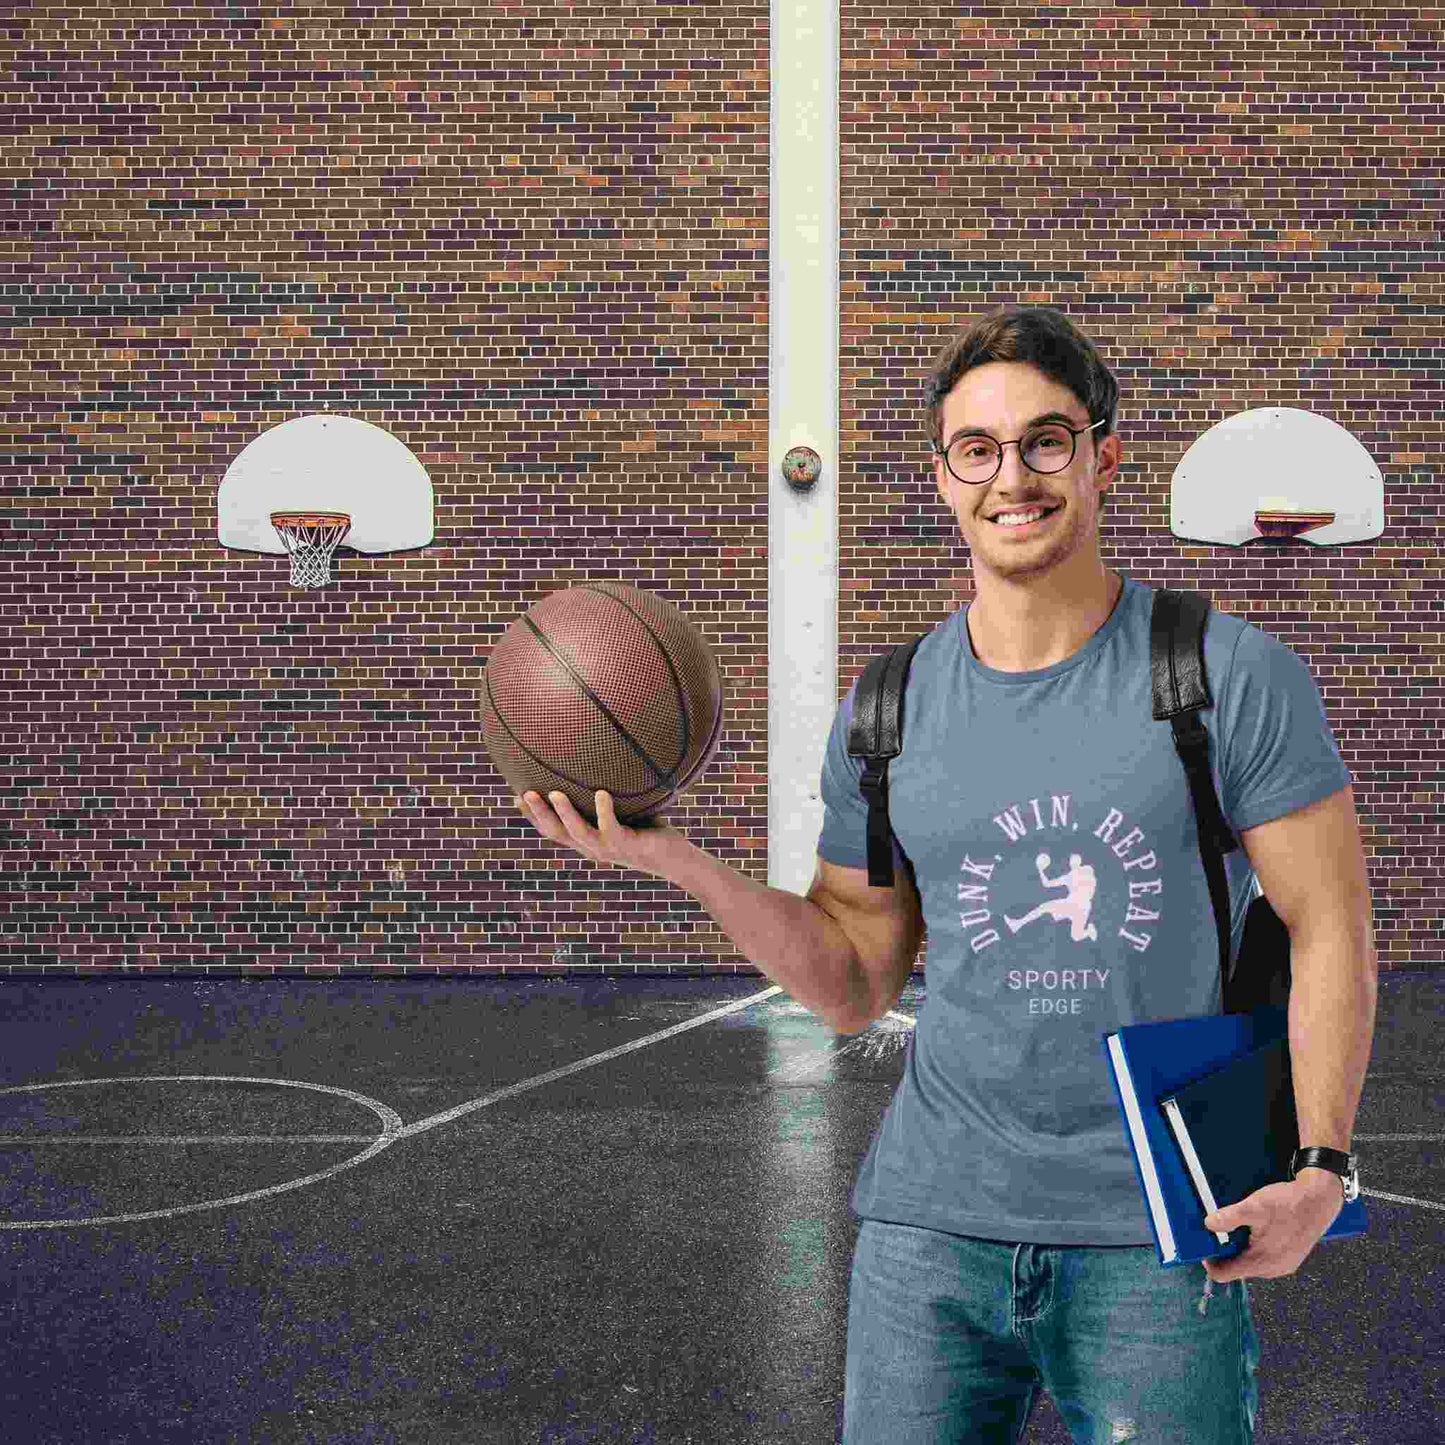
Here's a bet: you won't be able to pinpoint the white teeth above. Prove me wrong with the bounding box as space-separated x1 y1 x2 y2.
993 507 1052 527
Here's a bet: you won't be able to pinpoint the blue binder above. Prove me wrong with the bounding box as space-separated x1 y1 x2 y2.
1102 1005 1368 1267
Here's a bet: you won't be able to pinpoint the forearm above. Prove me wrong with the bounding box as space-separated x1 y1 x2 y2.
667 839 866 1033
1287 925 1378 1165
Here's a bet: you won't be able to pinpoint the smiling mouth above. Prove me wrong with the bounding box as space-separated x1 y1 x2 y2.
988 504 1060 529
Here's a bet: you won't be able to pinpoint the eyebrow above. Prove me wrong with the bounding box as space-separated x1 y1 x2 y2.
945 410 1079 448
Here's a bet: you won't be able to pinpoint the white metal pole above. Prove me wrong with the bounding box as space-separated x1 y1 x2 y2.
768 0 839 894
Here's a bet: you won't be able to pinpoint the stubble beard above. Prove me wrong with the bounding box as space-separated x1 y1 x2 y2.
972 493 1095 581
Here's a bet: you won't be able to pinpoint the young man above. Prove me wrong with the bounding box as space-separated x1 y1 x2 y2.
518 308 1376 1443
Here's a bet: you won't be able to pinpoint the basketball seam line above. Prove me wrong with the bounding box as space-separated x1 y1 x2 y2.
523 609 684 791
578 582 695 768
483 668 656 804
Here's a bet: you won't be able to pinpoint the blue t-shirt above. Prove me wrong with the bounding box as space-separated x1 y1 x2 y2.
816 573 1351 1245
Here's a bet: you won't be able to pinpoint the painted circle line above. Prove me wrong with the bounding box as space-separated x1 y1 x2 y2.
0 1075 403 1230
0 985 786 1229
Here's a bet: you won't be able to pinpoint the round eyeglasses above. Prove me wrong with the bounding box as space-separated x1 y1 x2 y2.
932 416 1106 485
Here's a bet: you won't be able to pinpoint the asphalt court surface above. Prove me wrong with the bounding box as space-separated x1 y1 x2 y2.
0 972 1440 1444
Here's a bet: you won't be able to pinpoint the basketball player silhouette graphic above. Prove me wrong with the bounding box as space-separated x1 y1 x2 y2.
1004 852 1099 942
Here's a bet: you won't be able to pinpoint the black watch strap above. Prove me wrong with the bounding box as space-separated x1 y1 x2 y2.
1291 1145 1360 1202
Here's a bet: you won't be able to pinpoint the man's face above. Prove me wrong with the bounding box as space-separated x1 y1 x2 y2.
933 361 1120 582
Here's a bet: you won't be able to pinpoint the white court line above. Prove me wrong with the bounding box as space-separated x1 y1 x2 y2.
0 986 784 1229
394 984 786 1140
2 987 1440 1223
0 1075 403 1231
0 1136 378 1146
1349 1135 1445 1143
1360 1188 1445 1209
7 1131 1438 1145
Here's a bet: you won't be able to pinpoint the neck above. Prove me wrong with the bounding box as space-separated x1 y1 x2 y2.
966 562 1123 672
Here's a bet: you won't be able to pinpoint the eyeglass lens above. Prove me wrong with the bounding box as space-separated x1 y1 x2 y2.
945 424 1075 484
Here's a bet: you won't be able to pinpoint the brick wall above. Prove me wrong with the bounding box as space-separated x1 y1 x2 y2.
3 5 1441 975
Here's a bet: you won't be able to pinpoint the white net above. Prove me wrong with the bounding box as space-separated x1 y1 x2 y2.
270 512 352 588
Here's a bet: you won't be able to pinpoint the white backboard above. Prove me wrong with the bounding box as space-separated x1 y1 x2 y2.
1169 406 1384 546
217 413 434 555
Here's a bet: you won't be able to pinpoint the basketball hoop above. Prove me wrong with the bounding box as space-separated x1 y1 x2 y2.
270 511 351 587
1252 509 1337 544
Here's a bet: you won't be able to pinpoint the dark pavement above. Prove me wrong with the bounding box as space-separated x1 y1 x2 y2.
0 971 1439 1444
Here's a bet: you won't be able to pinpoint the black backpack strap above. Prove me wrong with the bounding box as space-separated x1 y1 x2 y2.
1150 588 1238 997
846 636 924 887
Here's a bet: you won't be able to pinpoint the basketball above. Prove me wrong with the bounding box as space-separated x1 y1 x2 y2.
482 581 725 828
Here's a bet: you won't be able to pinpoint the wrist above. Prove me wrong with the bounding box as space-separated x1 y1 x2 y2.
1294 1165 1344 1193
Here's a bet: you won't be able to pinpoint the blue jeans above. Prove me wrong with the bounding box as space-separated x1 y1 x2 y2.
843 1218 1260 1444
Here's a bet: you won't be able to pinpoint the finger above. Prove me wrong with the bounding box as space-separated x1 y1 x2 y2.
518 791 557 837
528 791 589 855
550 790 595 839
595 789 617 829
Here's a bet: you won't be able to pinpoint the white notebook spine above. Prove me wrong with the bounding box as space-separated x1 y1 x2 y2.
1105 1032 1177 1263
1161 1096 1232 1243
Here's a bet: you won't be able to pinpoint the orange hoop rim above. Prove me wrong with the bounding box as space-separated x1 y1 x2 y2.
1254 510 1336 526
270 511 352 529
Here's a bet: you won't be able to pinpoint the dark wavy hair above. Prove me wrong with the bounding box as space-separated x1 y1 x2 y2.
923 305 1120 512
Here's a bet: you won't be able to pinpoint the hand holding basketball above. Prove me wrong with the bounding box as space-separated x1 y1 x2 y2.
519 789 693 884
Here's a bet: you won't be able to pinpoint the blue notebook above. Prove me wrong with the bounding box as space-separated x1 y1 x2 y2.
1102 1005 1368 1268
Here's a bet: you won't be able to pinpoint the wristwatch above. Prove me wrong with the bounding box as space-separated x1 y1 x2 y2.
1290 1145 1360 1203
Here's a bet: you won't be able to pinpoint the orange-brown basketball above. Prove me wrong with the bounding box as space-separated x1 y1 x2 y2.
482 581 725 828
